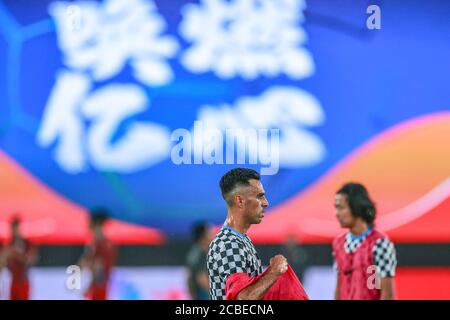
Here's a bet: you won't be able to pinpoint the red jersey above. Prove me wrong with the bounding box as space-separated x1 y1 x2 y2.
6 237 34 283
333 229 391 300
225 264 309 300
5 237 35 300
89 237 116 285
83 236 116 300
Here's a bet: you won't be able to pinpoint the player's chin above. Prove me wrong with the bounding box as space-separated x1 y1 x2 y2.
254 215 264 224
338 220 348 228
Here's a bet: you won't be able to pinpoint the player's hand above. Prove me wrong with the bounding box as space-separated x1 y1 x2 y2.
269 254 288 275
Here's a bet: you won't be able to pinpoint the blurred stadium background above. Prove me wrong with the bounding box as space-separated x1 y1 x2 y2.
0 0 449 299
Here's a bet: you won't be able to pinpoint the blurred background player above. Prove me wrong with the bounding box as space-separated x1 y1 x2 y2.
2 215 38 300
282 234 310 284
333 183 397 300
79 208 116 300
0 236 7 299
186 221 210 300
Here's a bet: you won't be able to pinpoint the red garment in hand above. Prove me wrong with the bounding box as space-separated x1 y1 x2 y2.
84 284 108 300
10 281 30 300
225 264 309 300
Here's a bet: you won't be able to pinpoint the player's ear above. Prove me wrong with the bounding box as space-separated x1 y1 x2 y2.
234 193 244 208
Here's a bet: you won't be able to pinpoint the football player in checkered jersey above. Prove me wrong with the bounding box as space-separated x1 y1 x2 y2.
207 168 288 300
333 183 397 300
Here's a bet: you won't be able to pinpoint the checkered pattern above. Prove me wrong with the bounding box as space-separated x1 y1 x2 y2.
334 232 397 278
207 228 262 300
373 238 397 278
344 233 365 253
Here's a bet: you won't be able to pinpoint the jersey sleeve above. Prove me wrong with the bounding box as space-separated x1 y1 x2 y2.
373 238 397 278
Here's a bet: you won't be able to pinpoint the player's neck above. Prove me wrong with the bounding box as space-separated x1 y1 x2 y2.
94 230 105 241
349 221 369 236
12 233 23 242
225 212 250 235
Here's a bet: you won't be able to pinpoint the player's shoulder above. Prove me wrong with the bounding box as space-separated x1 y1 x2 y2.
209 229 243 252
371 229 395 249
374 237 395 247
332 232 347 247
213 228 242 242
372 229 392 242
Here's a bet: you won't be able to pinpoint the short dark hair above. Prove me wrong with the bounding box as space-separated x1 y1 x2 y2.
10 214 21 227
219 168 260 207
192 221 208 243
336 183 376 226
89 207 110 226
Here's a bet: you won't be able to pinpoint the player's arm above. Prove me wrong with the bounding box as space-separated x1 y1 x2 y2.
78 246 93 269
196 272 209 291
198 253 210 291
380 277 395 300
334 276 341 300
374 238 397 300
236 255 287 300
332 252 340 300
192 252 210 292
0 246 5 268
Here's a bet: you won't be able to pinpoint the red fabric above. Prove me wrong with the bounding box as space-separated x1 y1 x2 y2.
10 281 30 300
91 237 116 283
333 229 395 300
84 237 116 300
6 239 33 283
85 284 108 300
225 265 309 300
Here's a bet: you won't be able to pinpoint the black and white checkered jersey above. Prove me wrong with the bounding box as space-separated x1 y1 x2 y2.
207 226 263 300
333 229 397 278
